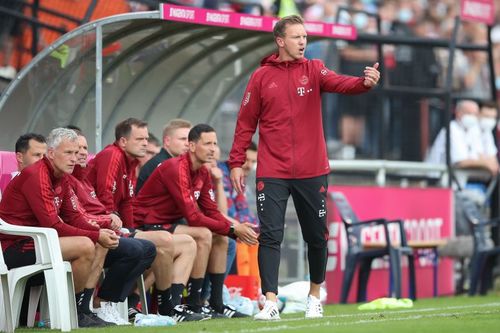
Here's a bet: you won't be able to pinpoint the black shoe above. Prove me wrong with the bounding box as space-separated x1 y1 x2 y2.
89 312 117 326
78 312 116 327
169 305 210 322
185 304 212 319
128 306 140 322
200 305 227 319
219 305 250 318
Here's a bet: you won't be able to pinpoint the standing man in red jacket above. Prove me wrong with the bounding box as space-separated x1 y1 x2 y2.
229 15 380 320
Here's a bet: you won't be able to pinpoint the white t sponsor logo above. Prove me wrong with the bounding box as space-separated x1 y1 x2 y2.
297 87 305 96
194 190 200 200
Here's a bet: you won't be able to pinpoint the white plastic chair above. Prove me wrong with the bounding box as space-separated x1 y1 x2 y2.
0 256 14 333
0 219 78 332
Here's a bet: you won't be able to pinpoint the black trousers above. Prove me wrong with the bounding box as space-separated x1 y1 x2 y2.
256 176 329 294
98 237 156 302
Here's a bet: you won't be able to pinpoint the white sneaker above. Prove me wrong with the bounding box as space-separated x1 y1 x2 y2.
254 300 281 321
305 295 323 319
0 66 16 79
95 302 131 325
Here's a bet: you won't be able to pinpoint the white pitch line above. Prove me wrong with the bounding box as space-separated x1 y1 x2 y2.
276 301 500 323
198 303 500 333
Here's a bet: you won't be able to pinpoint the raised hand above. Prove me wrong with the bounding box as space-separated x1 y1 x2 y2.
363 62 380 88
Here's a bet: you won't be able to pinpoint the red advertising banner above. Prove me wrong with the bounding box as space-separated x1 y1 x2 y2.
160 3 357 40
326 185 454 303
460 0 495 25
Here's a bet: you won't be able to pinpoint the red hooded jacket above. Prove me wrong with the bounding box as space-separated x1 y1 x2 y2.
229 54 370 178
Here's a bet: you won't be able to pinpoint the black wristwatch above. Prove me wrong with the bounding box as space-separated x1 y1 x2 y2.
228 223 236 239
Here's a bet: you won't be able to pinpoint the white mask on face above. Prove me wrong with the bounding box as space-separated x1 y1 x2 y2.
480 118 497 132
353 13 369 30
461 114 479 130
398 8 413 23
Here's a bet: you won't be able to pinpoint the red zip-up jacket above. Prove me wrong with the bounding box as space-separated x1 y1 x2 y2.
61 175 113 230
229 54 370 178
0 157 100 250
85 143 138 228
134 153 231 235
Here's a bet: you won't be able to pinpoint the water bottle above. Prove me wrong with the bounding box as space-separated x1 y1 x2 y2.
134 313 176 327
37 319 50 328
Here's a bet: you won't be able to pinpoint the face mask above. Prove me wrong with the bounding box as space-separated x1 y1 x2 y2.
495 77 500 89
480 118 497 131
461 114 479 129
381 20 392 33
353 13 368 29
436 3 447 18
398 8 413 23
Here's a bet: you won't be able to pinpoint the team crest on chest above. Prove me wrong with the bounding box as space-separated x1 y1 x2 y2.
299 75 309 85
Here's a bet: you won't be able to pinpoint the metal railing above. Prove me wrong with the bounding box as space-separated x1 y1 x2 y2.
329 160 449 187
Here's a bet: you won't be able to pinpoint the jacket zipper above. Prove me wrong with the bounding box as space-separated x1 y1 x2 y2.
287 62 296 178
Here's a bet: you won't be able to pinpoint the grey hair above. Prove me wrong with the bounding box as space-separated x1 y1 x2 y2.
456 100 479 113
46 128 78 149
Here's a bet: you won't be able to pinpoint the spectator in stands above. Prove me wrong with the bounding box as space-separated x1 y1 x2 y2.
456 24 491 99
14 133 47 172
429 101 499 291
0 128 120 327
79 121 202 322
478 101 499 164
0 0 22 79
337 0 379 157
136 118 192 193
426 100 498 176
134 124 258 318
228 15 379 320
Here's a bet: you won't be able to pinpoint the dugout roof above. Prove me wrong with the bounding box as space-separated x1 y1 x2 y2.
0 5 355 151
